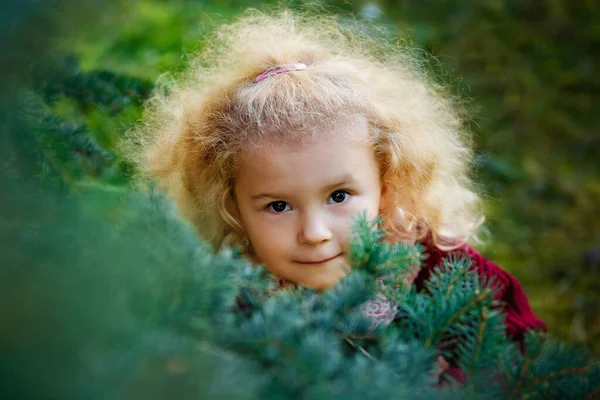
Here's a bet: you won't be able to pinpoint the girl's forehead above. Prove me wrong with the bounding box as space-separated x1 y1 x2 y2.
234 121 381 196
240 115 372 155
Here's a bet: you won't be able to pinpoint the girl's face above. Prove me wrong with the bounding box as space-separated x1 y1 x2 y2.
233 119 384 290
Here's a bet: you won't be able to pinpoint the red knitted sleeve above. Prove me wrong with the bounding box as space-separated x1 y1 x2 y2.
413 241 546 344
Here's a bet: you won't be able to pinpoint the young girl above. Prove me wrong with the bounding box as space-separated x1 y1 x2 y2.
129 9 545 382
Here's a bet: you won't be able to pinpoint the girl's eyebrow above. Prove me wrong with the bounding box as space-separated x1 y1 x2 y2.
250 175 356 201
251 192 280 201
322 175 356 192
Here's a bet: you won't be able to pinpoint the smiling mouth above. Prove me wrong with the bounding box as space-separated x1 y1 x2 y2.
295 254 342 265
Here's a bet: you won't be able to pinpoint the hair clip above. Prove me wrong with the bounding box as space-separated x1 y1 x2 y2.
252 63 307 83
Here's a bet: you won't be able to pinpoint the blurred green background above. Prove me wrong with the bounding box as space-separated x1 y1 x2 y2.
21 0 600 353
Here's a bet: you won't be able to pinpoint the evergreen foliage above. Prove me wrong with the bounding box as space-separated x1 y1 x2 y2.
34 54 153 115
11 53 154 187
2 1 599 398
2 119 599 397
15 92 114 186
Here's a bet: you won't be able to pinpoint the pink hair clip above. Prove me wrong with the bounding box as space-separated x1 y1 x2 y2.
252 63 307 83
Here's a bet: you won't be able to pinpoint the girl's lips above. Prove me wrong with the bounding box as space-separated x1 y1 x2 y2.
295 254 342 265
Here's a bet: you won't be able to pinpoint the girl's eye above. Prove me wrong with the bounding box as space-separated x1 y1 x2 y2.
328 190 350 204
267 201 291 213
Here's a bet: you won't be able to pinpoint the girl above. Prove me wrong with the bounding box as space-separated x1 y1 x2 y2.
128 9 545 382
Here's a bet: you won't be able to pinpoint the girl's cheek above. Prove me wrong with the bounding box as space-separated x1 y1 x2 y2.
339 195 378 218
332 207 358 236
256 212 295 237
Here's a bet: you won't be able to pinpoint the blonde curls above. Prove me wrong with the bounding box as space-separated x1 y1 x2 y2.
123 8 483 250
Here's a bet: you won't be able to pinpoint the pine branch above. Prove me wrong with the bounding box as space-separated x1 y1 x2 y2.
2 176 599 399
27 125 75 184
442 258 471 301
471 308 488 370
344 337 377 362
15 92 116 187
506 347 536 399
536 366 592 384
585 387 600 400
436 289 493 345
36 53 153 114
497 333 600 399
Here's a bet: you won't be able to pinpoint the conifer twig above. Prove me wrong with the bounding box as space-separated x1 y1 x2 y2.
585 386 600 400
497 355 513 383
531 366 590 384
443 266 469 301
471 308 488 369
27 129 74 185
445 289 491 328
424 289 491 349
506 356 531 400
346 334 378 341
344 337 376 362
374 256 413 274
506 342 543 400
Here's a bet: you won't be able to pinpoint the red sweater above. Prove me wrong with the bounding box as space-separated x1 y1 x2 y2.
413 240 546 382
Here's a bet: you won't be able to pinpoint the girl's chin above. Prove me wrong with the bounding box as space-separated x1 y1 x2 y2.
266 257 350 290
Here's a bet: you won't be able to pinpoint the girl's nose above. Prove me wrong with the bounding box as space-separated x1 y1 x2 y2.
298 211 333 245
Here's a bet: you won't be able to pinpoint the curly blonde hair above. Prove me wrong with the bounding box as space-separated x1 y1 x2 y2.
124 8 483 251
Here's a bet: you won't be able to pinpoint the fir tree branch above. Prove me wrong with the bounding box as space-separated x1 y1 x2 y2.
531 366 591 384
443 263 470 301
497 354 514 384
375 258 410 274
350 334 378 340
424 288 491 349
505 341 544 400
471 308 488 370
445 289 491 329
26 126 74 185
585 386 600 400
344 337 376 362
506 357 531 400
